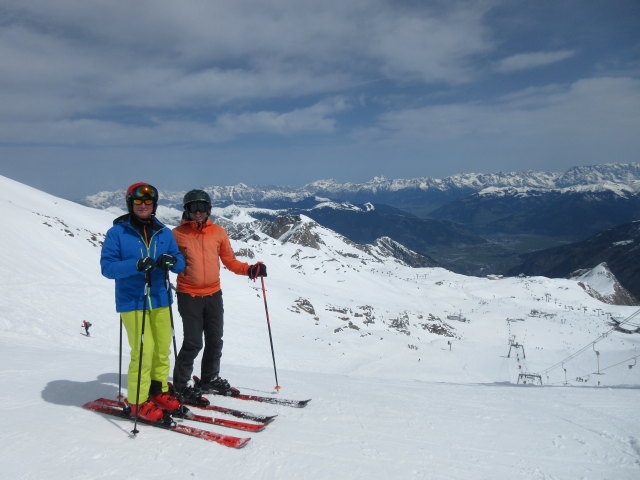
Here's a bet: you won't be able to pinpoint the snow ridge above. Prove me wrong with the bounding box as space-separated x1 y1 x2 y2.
83 163 640 209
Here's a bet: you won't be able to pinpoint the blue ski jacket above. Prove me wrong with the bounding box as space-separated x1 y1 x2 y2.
100 214 185 313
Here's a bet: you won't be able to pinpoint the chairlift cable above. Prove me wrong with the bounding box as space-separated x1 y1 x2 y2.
539 308 640 376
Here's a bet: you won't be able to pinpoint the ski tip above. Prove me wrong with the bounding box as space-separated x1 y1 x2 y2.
235 437 251 449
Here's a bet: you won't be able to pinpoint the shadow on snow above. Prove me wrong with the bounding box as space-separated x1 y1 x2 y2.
41 372 125 407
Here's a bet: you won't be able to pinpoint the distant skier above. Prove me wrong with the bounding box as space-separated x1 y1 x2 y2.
170 189 267 404
82 320 92 336
100 182 186 422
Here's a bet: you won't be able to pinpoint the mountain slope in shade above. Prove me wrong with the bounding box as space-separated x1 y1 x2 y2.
246 202 485 258
511 221 640 303
429 186 640 238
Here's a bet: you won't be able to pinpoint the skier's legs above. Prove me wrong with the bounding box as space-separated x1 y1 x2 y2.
201 291 224 381
121 309 156 404
173 293 205 390
148 306 172 393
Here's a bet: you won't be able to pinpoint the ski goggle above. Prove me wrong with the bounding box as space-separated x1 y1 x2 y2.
130 184 158 200
132 198 154 205
186 201 210 213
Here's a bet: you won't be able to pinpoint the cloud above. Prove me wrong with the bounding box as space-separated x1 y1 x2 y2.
494 50 577 74
98 65 353 109
214 97 349 139
0 118 209 146
358 76 640 153
361 2 494 84
0 97 350 145
0 1 496 119
0 0 501 150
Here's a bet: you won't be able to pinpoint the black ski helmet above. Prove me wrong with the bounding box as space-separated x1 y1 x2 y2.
125 182 159 214
183 189 212 216
183 189 211 207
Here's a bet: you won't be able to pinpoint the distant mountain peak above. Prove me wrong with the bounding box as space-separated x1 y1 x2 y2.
259 214 325 249
83 162 640 211
573 263 637 306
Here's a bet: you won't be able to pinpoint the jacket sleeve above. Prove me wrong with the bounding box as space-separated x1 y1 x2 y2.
219 230 250 276
100 227 139 279
165 230 186 274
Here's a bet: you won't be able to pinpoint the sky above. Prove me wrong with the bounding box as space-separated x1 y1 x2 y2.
0 0 639 201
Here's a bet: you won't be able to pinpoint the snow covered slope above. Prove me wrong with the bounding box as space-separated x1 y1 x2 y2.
1 174 639 479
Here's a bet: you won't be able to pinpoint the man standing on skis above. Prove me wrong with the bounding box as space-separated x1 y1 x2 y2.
171 189 267 404
100 182 185 422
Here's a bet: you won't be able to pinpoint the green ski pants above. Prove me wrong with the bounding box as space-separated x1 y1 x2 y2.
121 306 172 405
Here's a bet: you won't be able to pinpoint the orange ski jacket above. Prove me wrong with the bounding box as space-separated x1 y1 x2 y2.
172 219 249 296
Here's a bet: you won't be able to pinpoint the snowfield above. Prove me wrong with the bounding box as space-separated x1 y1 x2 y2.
0 174 638 479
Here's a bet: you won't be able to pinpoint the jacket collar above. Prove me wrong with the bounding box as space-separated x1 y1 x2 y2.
114 213 164 231
180 217 213 231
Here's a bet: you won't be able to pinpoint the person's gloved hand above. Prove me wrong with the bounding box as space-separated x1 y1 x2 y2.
248 262 267 279
136 256 155 272
156 254 177 271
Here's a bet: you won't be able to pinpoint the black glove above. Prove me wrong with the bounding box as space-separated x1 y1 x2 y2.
156 254 177 271
136 256 155 272
248 263 267 279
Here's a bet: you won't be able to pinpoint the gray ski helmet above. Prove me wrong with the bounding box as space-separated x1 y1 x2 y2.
183 189 211 207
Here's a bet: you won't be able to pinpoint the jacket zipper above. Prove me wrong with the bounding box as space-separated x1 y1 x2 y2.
132 223 164 311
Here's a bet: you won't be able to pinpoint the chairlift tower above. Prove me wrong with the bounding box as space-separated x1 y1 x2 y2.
507 340 525 359
593 344 604 375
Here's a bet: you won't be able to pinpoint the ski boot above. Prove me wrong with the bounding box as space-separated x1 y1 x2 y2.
198 376 240 396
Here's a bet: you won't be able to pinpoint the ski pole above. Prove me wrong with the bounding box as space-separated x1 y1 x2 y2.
260 276 281 391
164 269 179 363
117 315 124 401
132 271 151 435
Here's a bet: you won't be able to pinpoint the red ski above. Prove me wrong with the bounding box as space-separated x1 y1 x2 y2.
222 392 311 408
94 397 267 432
194 376 311 408
168 381 277 424
184 401 278 424
82 399 250 448
174 408 267 432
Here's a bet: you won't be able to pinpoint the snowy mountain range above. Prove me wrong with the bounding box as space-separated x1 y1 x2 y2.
1 173 640 479
83 162 640 282
84 163 640 214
